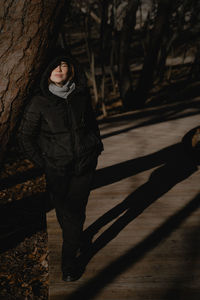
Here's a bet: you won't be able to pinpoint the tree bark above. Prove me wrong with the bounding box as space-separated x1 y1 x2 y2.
118 0 139 110
0 0 68 162
133 0 173 107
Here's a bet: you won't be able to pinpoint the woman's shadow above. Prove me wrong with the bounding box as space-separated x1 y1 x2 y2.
78 140 198 270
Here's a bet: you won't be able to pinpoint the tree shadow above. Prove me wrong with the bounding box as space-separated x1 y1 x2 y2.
79 142 197 275
93 142 180 189
99 96 200 125
93 127 200 191
100 99 200 139
148 78 200 106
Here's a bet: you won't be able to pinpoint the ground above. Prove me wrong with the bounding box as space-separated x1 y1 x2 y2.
0 96 200 299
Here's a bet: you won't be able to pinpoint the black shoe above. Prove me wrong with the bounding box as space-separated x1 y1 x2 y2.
62 264 84 282
62 271 82 282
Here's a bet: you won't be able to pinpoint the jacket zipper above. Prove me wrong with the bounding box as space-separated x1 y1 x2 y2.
65 98 76 162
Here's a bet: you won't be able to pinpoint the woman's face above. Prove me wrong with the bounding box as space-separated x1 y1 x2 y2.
50 61 68 86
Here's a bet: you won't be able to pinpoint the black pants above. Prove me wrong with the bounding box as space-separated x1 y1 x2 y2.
45 166 95 270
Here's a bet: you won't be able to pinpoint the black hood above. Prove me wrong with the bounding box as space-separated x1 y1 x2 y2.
40 49 87 100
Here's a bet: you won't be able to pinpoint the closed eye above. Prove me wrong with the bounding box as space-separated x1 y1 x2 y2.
61 62 68 67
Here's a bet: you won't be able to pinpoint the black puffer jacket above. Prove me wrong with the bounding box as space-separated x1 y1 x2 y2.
18 54 103 175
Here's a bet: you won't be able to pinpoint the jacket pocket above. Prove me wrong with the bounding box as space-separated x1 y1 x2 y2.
75 128 102 156
73 128 100 175
74 152 98 175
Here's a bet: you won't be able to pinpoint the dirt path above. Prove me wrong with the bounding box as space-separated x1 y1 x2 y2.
48 97 200 300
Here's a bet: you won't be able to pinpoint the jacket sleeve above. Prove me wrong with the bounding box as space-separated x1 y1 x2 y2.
18 97 45 169
85 95 104 153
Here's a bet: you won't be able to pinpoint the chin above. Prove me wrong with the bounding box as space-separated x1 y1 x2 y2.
52 79 63 85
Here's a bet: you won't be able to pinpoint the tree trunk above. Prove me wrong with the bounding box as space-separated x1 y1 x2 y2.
0 2 68 297
118 0 139 110
100 0 110 117
0 0 68 162
133 0 173 107
84 11 99 106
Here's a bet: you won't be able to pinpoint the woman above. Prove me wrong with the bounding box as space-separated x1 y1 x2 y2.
18 51 103 282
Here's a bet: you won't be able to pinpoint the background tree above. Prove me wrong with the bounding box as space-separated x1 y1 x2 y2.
64 0 200 112
99 0 112 116
118 0 139 109
133 0 174 107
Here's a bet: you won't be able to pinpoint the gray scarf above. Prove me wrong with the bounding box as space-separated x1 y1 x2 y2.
49 81 75 99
